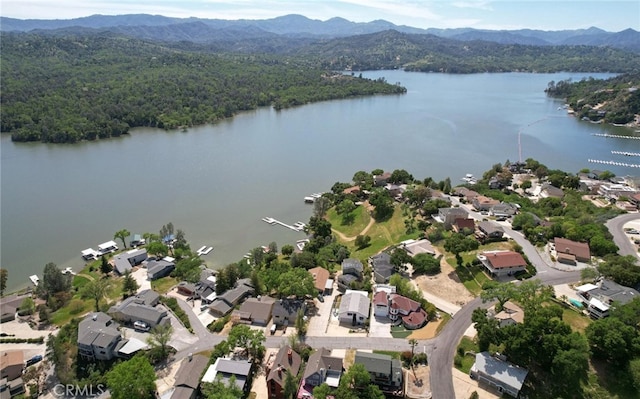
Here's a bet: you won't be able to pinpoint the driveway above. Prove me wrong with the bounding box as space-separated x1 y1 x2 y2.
606 213 640 259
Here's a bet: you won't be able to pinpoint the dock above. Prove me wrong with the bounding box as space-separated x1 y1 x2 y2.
262 217 306 232
304 193 324 203
593 133 640 140
197 246 213 256
588 159 640 168
611 150 640 157
29 275 39 286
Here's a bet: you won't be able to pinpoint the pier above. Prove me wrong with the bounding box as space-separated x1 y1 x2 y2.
262 217 306 232
588 159 640 168
304 193 324 203
197 246 213 256
593 133 640 140
611 150 640 157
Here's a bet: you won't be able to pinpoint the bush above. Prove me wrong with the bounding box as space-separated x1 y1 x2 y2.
400 351 413 366
208 314 230 333
454 355 463 367
68 299 85 315
159 296 192 332
0 337 44 344
414 353 428 365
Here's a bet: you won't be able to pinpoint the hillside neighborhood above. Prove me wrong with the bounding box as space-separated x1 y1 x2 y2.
2 160 640 399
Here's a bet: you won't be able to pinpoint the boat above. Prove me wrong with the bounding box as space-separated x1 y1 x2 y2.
29 275 39 286
304 196 315 203
200 247 213 255
62 267 76 275
461 174 477 184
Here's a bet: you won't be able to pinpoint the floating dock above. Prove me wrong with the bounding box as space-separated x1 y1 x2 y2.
304 193 324 203
593 133 640 140
262 217 306 232
611 150 640 157
588 159 640 168
197 246 213 256
29 275 39 286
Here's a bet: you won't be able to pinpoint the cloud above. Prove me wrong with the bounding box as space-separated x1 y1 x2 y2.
451 1 493 11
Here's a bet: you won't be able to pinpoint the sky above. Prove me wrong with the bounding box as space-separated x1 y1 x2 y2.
1 0 639 32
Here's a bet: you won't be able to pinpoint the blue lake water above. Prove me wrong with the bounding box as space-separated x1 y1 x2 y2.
1 70 635 292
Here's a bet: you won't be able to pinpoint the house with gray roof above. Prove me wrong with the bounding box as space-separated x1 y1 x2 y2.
470 352 528 398
437 207 469 229
113 248 147 275
302 348 343 388
266 346 301 399
477 221 504 239
147 259 175 280
208 280 255 317
577 279 640 319
77 313 122 361
272 299 306 327
354 351 403 392
231 296 275 326
491 203 518 218
370 252 394 284
202 358 252 392
338 290 370 326
107 289 167 328
342 258 363 279
337 274 359 292
170 354 209 399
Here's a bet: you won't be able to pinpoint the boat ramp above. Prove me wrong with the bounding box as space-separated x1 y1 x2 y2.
262 217 306 232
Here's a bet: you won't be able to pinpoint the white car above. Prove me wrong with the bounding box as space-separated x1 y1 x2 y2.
133 320 150 332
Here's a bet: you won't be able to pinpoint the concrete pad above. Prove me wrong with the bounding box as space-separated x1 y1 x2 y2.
132 267 151 291
452 368 500 399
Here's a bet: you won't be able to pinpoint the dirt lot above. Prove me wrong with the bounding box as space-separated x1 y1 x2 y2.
414 258 474 307
405 365 431 399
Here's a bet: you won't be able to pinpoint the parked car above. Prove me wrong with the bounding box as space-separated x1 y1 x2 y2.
133 320 150 332
317 294 325 303
626 229 640 235
25 354 43 367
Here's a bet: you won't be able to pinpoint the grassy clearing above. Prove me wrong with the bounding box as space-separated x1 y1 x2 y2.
327 205 370 237
152 276 178 294
373 350 401 359
562 307 591 332
50 299 93 325
390 325 412 339
455 336 479 374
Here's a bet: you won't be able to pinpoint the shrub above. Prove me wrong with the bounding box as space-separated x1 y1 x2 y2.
208 315 230 333
414 353 428 365
454 355 463 367
68 299 85 315
400 351 413 366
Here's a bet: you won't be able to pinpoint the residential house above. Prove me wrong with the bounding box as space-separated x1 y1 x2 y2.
453 187 479 202
540 183 564 199
177 282 197 297
77 313 123 361
272 299 306 327
0 376 25 398
337 274 359 292
202 358 252 392
146 258 175 280
370 252 394 284
437 207 469 230
477 251 527 278
343 185 361 195
389 294 428 330
0 295 27 323
453 218 475 234
491 203 518 219
488 176 502 189
629 193 640 209
493 301 524 327
373 290 391 317
0 351 23 381
208 280 255 317
341 259 363 279
170 354 209 399
113 248 147 275
196 271 217 304
373 172 392 187
231 296 275 326
554 237 591 264
266 346 301 399
597 182 637 201
576 280 640 319
400 239 436 257
477 221 504 240
308 267 331 295
470 352 529 398
472 196 500 212
301 348 343 390
108 289 168 328
354 351 403 392
338 290 370 326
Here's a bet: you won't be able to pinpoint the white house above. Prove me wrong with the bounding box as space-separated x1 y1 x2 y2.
338 290 370 326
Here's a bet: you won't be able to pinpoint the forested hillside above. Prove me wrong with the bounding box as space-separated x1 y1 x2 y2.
292 30 640 73
0 33 406 143
545 73 640 124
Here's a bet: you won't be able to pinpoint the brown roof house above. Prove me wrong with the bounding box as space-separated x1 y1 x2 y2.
472 195 500 212
453 218 475 234
231 296 275 326
0 351 24 381
437 207 469 230
170 354 209 399
266 346 302 399
477 251 527 278
493 301 524 327
554 237 591 265
308 267 331 295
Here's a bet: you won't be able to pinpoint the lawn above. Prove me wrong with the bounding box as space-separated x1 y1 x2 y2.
451 262 489 296
152 276 178 294
373 350 401 359
455 336 479 374
562 307 591 332
338 206 419 262
390 325 412 339
327 205 371 238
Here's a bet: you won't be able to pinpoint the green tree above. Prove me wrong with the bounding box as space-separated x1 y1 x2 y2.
335 363 384 399
352 171 373 189
354 235 371 249
0 268 7 295
122 269 139 297
201 376 243 399
306 216 333 240
295 308 307 337
107 355 156 399
408 338 418 369
19 297 35 316
444 233 479 255
390 247 412 273
586 317 639 365
281 244 295 257
580 267 599 282
81 278 112 312
277 268 316 299
114 229 130 249
227 325 265 363
146 241 169 258
100 255 113 275
369 189 394 221
313 383 332 399
283 369 299 399
314 196 332 218
147 323 174 362
480 282 517 312
411 253 441 275
40 262 71 298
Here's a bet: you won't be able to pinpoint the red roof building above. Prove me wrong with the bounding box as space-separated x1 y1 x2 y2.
478 251 527 277
554 237 591 263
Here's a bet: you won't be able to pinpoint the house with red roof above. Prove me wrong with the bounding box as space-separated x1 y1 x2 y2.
477 251 527 278
373 287 427 329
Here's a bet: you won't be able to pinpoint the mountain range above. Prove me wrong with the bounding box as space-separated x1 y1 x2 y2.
2 14 639 52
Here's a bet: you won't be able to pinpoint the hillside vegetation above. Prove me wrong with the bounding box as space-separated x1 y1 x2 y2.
0 33 406 143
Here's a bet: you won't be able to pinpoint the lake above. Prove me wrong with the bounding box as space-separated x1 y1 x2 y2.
1 70 636 292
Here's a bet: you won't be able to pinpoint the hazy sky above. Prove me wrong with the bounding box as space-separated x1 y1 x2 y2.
2 0 639 31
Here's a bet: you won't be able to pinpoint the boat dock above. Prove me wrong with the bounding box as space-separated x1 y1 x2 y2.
611 150 640 157
304 193 324 203
29 275 39 286
262 217 306 232
588 159 640 168
197 246 213 256
593 133 640 140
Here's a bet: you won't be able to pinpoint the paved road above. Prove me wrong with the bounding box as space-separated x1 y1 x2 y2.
605 212 640 258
